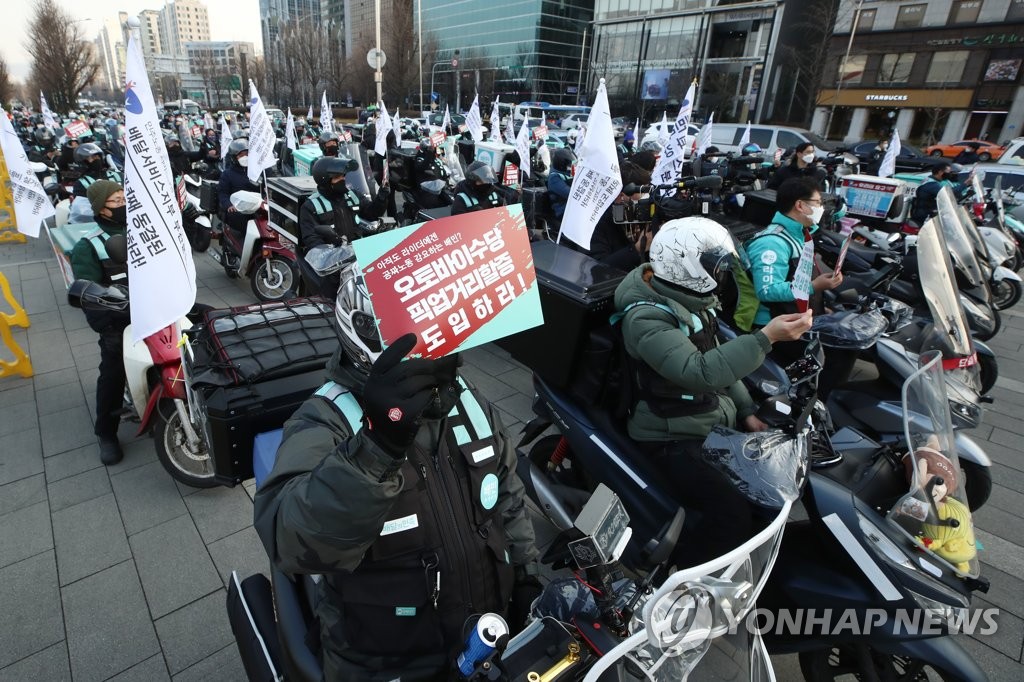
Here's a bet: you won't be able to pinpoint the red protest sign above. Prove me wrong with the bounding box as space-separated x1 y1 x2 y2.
339 128 353 142
503 163 519 187
430 131 446 147
353 206 540 359
533 125 548 140
833 234 852 278
64 120 89 139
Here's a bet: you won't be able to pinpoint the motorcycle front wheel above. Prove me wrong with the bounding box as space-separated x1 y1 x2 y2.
250 255 298 302
799 645 958 681
990 277 1022 311
189 226 211 253
960 459 993 511
154 400 217 488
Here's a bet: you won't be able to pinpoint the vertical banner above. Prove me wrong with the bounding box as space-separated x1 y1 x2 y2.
878 128 902 179
489 97 502 143
123 34 196 342
790 239 815 313
442 104 452 136
738 121 751 148
466 94 484 143
504 107 517 145
514 113 532 179
558 79 622 251
306 104 314 123
375 102 394 157
656 112 670 147
320 90 333 133
352 205 542 359
695 111 715 157
220 116 232 160
285 108 297 151
40 92 58 130
246 80 278 183
651 81 696 187
0 104 56 237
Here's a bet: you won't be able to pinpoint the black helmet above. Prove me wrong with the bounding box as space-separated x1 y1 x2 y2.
34 128 54 148
466 160 497 185
312 155 358 187
226 139 249 167
319 130 341 155
74 142 104 165
418 137 435 154
552 148 574 173
705 146 720 156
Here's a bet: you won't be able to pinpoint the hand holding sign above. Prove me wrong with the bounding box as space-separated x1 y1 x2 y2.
833 235 852 278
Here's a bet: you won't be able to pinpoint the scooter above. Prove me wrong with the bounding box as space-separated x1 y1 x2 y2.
517 228 989 681
174 173 212 252
211 191 299 302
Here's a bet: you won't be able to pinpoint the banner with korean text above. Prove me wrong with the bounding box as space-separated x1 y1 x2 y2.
352 205 542 359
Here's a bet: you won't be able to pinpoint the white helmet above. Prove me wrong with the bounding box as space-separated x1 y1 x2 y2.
648 217 737 294
335 261 382 374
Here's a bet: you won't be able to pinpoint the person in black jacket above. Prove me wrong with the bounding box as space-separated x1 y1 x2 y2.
767 142 825 190
582 162 653 271
217 139 262 237
451 161 505 216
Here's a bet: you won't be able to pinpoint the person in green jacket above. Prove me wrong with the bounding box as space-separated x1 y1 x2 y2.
615 216 811 564
254 262 540 681
70 180 129 465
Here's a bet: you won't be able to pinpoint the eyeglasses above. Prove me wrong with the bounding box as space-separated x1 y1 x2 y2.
105 195 126 208
802 198 823 206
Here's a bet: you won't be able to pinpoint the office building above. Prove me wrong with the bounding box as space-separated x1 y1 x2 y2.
159 0 212 56
182 40 257 107
260 0 323 53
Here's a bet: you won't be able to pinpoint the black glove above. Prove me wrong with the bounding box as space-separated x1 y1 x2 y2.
507 576 544 633
362 333 445 457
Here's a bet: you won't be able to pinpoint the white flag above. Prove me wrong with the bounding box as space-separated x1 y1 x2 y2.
0 104 56 238
559 80 622 251
204 112 215 131
657 112 670 147
465 94 484 143
633 118 640 141
246 80 277 183
651 81 696 187
122 34 196 342
738 121 751 148
219 116 232 160
320 91 333 133
695 112 715 157
514 113 531 180
375 102 393 157
505 107 516 145
575 124 586 155
442 104 452 135
307 104 314 123
878 128 902 179
40 92 57 130
489 97 501 143
285 108 296 151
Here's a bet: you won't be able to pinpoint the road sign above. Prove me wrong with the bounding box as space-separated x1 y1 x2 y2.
367 48 387 70
451 58 459 68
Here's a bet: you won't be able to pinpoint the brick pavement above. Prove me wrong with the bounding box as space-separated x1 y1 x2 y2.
1 236 1022 680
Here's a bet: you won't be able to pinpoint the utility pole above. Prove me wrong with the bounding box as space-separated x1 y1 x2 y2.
374 0 383 103
826 0 865 138
417 0 423 113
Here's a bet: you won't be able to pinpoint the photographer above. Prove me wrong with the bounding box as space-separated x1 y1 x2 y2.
583 162 655 271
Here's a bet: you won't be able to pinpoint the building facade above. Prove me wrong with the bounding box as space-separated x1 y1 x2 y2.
590 0 834 125
260 0 323 54
812 0 1024 145
182 41 257 107
159 0 212 56
94 16 129 95
418 0 594 108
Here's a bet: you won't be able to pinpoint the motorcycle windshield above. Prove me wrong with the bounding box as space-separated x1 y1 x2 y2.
935 187 983 287
887 352 979 578
583 502 790 682
996 176 1005 226
917 219 974 358
701 429 808 509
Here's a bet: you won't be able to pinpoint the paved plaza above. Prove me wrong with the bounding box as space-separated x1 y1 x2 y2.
1 235 1023 680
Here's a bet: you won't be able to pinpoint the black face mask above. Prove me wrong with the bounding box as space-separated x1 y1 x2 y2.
106 205 127 226
88 157 107 172
323 146 339 157
326 180 348 197
168 146 183 156
474 182 494 196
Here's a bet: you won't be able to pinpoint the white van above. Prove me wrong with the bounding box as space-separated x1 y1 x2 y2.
708 123 835 157
997 138 1024 165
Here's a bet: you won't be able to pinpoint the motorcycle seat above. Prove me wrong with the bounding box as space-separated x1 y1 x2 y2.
271 568 323 682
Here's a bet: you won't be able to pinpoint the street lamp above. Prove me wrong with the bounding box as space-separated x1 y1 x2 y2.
825 0 868 139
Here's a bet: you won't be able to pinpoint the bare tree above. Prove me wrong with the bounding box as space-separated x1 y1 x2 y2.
0 55 12 108
24 0 100 113
190 47 220 107
770 0 841 127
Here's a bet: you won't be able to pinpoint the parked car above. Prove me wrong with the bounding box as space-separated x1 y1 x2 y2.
427 112 466 129
707 123 835 157
924 139 1006 162
997 137 1024 165
610 116 630 139
975 162 1024 205
560 113 589 130
848 140 948 172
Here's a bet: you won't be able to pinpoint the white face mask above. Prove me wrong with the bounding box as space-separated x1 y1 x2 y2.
802 153 815 164
806 203 825 224
238 156 249 168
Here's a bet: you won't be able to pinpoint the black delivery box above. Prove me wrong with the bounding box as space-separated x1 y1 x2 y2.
267 175 319 245
497 241 626 389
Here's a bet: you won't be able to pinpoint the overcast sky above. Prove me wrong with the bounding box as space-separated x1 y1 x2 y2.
1 0 263 81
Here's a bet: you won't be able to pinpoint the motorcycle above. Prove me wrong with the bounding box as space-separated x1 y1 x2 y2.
211 191 300 302
990 175 1024 270
967 174 1022 310
174 173 213 252
516 227 989 681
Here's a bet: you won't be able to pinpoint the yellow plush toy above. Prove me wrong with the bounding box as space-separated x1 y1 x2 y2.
906 445 977 574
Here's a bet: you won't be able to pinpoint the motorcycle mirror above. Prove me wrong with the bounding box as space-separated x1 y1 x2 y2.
105 234 128 265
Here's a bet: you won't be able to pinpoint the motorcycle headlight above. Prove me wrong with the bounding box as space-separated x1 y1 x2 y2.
857 510 916 572
908 589 970 630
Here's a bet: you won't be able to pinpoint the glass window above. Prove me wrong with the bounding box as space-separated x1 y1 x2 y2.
894 4 927 29
856 8 876 31
839 54 867 85
949 0 983 24
926 51 968 83
878 53 915 84
1009 0 1024 21
777 130 804 149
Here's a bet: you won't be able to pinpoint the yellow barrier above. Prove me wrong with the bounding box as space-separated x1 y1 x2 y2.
0 154 28 243
0 271 33 378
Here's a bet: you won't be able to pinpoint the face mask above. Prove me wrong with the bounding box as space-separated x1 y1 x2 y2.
802 153 815 164
707 156 718 164
806 204 825 225
88 157 106 171
238 156 249 168
107 205 127 226
474 183 494 195
323 146 339 157
327 179 348 196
